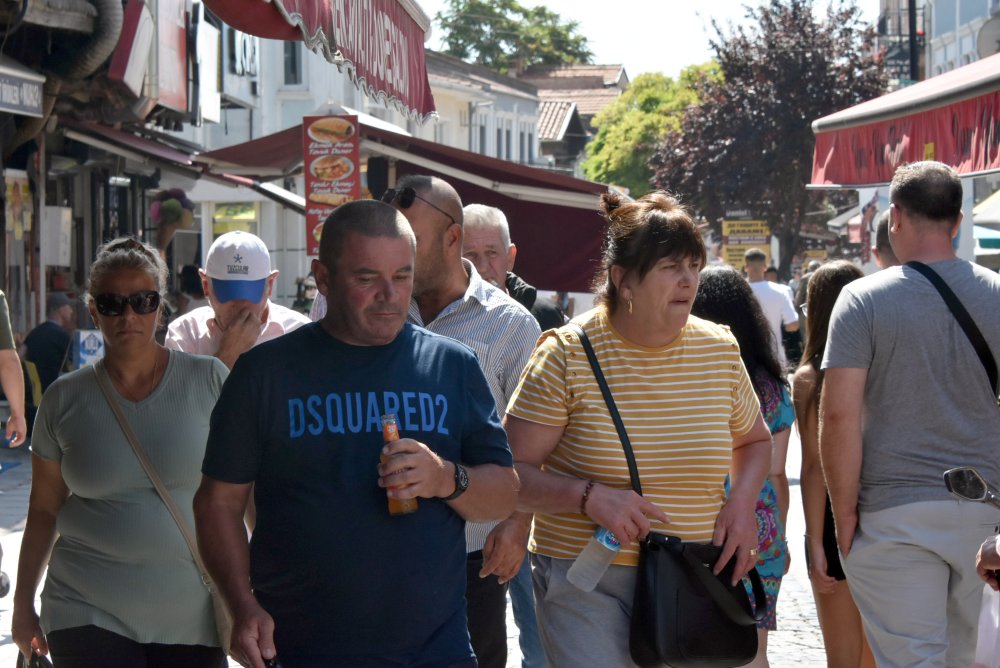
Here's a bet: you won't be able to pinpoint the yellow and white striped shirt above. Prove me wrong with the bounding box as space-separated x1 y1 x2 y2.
506 306 760 566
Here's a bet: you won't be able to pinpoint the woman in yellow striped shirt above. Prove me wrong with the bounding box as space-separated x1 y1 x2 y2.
504 191 773 666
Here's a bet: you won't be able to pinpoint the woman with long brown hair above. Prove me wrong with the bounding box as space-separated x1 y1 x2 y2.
692 265 794 668
792 260 874 668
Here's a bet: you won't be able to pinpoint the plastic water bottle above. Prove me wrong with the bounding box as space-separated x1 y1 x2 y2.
566 527 621 591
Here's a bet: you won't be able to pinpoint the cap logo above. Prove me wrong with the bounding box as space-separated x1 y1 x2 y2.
227 253 249 275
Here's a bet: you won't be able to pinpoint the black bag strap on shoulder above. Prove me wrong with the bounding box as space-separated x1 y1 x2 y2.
906 261 999 401
567 322 641 495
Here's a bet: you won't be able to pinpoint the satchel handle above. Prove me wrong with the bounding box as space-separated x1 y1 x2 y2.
663 536 767 624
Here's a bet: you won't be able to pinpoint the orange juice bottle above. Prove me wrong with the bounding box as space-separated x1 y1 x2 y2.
380 414 418 516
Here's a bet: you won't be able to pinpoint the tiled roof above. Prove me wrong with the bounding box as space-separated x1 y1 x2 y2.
425 50 538 99
519 64 627 87
538 88 622 117
538 101 576 141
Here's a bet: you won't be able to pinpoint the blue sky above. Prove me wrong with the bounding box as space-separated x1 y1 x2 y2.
418 0 879 80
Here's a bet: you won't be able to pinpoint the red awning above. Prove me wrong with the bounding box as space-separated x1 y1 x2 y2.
203 0 436 120
61 120 306 214
811 52 1000 187
63 119 198 170
196 121 610 292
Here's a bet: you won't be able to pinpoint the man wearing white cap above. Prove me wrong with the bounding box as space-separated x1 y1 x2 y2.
166 231 310 368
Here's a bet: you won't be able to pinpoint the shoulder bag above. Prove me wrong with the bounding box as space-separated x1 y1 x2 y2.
906 261 999 403
93 362 233 656
566 323 766 668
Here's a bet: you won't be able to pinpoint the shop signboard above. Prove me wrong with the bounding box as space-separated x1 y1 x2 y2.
0 58 43 117
4 170 31 241
722 220 770 268
213 202 258 236
157 0 188 112
72 330 105 369
302 115 361 256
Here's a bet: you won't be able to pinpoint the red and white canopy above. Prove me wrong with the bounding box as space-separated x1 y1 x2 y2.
811 52 1000 187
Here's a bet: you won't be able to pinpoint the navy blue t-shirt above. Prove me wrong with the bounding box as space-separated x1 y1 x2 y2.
203 323 512 665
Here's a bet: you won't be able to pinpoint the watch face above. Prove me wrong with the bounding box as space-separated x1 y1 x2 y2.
457 464 470 491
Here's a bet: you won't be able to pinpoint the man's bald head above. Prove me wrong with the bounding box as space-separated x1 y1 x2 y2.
396 175 464 228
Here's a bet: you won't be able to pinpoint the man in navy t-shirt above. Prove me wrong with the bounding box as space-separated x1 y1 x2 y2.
194 201 519 668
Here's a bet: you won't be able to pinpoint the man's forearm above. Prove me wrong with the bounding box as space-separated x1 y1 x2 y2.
514 461 589 515
819 411 862 526
447 463 518 522
818 368 867 537
194 488 255 614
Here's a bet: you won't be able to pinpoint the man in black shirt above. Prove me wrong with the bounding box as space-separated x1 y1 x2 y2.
23 292 75 392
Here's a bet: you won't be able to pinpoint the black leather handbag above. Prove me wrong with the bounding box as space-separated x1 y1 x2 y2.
567 323 766 668
630 533 765 667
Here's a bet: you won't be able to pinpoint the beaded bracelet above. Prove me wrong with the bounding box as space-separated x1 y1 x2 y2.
580 479 597 516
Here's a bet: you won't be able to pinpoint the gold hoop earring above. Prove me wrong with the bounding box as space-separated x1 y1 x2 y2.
627 299 633 315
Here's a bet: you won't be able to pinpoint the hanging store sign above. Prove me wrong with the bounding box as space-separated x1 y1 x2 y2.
303 115 362 256
157 0 188 112
0 58 44 118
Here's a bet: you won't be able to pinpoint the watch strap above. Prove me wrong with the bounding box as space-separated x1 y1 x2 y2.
442 462 468 501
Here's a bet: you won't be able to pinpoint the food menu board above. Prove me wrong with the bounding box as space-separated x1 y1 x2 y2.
303 115 361 256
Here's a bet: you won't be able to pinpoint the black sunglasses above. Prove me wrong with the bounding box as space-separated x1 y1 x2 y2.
94 290 161 317
381 187 458 227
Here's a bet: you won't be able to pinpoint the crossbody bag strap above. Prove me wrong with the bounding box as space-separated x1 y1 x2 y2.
906 261 999 400
566 322 642 495
677 546 768 624
93 362 216 586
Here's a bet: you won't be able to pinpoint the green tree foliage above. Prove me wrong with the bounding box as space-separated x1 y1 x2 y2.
436 0 593 74
583 66 718 197
649 0 886 276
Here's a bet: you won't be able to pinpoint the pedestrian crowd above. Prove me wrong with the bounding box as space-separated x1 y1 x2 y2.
0 161 996 668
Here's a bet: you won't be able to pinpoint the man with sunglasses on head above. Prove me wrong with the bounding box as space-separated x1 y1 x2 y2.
382 175 541 668
166 231 309 369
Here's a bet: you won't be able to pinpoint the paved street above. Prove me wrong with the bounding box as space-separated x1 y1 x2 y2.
0 428 826 667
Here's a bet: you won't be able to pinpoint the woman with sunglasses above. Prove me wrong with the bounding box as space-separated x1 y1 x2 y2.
12 238 229 667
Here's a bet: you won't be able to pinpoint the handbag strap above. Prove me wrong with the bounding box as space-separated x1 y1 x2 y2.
675 543 768 624
567 322 642 495
906 261 999 400
93 361 216 588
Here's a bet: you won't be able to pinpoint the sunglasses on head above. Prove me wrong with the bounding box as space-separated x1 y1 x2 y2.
94 290 161 317
381 187 458 227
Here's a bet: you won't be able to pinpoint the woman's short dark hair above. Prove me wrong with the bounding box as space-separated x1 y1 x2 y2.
692 265 786 389
593 191 706 312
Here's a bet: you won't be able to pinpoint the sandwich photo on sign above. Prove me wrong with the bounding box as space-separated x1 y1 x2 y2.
308 117 356 144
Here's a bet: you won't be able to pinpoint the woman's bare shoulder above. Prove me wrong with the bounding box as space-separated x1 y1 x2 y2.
791 364 818 398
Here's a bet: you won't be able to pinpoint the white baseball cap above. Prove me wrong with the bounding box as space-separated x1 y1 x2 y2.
205 231 272 303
